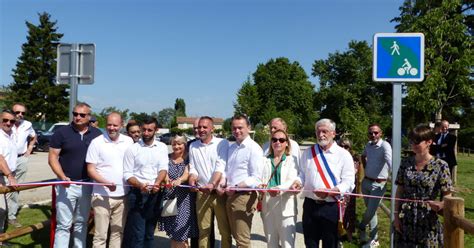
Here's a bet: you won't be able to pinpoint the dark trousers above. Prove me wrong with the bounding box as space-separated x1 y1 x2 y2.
123 188 161 248
303 198 338 248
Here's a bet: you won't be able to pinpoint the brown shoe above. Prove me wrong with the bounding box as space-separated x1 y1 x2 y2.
7 219 22 228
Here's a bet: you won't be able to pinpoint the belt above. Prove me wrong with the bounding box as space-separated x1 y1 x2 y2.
17 153 25 158
307 197 335 205
365 176 387 183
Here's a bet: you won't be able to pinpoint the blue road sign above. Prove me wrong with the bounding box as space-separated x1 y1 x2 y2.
373 33 424 82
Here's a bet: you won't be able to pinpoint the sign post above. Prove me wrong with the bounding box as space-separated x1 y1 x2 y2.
373 33 424 248
57 43 95 122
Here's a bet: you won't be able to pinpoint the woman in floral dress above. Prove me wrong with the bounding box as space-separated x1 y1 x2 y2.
394 124 453 247
159 135 198 248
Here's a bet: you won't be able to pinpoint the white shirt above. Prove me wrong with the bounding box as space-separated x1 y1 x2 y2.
0 129 17 172
86 133 133 197
226 136 263 188
189 136 228 186
263 139 300 167
12 120 36 155
297 143 355 202
123 139 169 185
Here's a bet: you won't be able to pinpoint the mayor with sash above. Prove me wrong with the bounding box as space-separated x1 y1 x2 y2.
291 119 355 248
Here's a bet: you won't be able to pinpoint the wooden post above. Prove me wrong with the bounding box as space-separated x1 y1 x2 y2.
443 196 464 248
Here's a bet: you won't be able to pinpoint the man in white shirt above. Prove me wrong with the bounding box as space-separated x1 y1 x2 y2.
291 118 355 247
122 117 169 248
0 110 18 245
8 103 36 227
86 112 133 248
188 116 231 248
262 117 300 166
225 114 263 247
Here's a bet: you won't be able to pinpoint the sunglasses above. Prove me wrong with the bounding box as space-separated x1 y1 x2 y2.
409 140 424 145
14 111 25 115
368 131 380 136
271 137 287 143
72 112 89 118
2 118 16 124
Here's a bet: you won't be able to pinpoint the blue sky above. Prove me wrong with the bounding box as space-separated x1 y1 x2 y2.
1 0 403 119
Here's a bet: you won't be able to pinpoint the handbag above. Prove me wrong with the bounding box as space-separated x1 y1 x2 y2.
161 198 177 217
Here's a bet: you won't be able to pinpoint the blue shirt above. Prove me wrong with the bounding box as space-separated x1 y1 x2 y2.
50 124 102 180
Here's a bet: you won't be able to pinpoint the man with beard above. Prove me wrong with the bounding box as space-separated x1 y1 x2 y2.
49 103 102 247
8 103 36 228
359 123 392 247
122 117 169 248
86 112 133 247
189 116 231 248
291 118 354 247
225 114 263 247
0 110 18 246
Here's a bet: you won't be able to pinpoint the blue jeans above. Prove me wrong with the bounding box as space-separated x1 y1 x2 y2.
123 188 161 248
54 184 92 248
359 178 387 241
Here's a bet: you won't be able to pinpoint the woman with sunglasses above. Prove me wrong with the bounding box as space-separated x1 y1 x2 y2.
394 124 452 247
259 129 298 248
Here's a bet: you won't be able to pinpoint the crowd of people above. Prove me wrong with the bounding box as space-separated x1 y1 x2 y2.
0 101 458 248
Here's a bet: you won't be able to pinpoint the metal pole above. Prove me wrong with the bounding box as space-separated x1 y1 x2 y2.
390 82 402 248
68 43 79 122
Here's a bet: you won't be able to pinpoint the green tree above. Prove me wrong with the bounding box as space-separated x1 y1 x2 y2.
312 40 392 148
174 98 186 117
129 112 153 125
99 106 129 121
393 0 473 124
233 76 261 125
157 108 175 128
7 12 68 123
235 57 316 138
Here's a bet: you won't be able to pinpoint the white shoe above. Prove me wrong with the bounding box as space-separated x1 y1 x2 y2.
362 240 380 248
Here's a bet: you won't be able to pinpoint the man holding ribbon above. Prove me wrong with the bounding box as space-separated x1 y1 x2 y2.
122 116 169 248
291 118 354 248
48 102 102 247
86 112 133 247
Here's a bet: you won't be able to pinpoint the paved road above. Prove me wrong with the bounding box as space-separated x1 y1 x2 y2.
21 151 307 247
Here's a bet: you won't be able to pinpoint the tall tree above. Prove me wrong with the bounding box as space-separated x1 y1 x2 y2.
312 40 392 150
234 57 316 137
233 76 261 125
7 12 68 122
174 98 186 117
392 0 473 124
157 108 175 128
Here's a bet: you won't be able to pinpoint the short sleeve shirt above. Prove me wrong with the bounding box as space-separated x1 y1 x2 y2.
12 120 36 154
0 129 17 172
49 124 102 180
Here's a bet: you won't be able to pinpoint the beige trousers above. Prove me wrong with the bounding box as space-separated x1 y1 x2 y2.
91 194 128 248
196 192 232 248
226 192 258 248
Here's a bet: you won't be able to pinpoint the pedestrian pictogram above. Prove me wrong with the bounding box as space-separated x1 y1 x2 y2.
373 33 424 82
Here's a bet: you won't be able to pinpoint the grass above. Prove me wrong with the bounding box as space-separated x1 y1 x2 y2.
5 154 474 247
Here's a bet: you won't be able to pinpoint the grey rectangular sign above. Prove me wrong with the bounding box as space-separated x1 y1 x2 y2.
56 43 95 85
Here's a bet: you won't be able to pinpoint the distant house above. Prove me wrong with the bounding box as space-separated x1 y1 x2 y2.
176 116 224 130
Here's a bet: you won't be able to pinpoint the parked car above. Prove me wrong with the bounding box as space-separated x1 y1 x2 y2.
35 122 68 152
